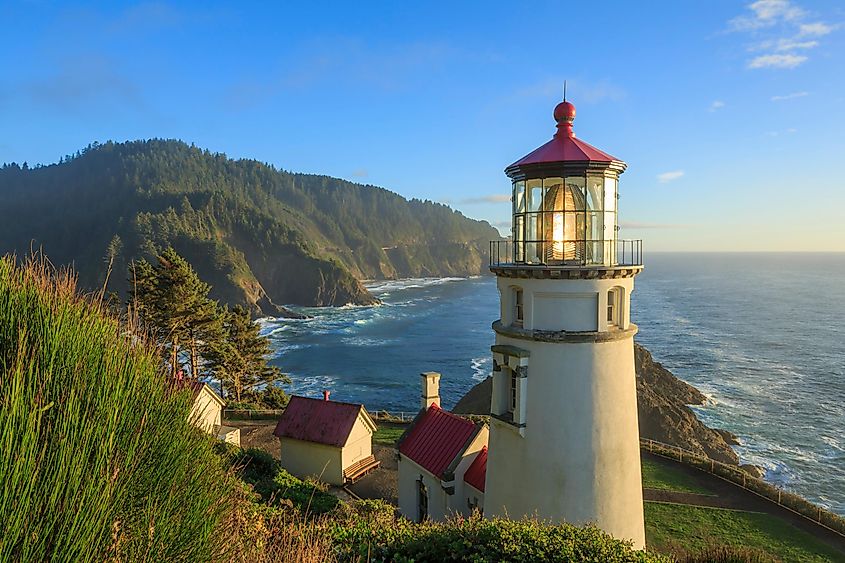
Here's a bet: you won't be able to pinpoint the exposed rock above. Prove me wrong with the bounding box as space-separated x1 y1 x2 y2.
740 464 766 479
715 428 741 447
452 343 740 466
452 376 492 416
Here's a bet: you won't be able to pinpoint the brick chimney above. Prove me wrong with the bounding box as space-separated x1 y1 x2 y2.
323 390 330 401
420 372 441 410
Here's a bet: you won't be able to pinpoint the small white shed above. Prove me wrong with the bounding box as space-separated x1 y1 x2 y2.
273 394 379 486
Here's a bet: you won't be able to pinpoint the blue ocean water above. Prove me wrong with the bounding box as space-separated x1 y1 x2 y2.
261 253 845 514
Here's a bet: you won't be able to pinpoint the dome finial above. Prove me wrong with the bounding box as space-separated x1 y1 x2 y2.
553 90 576 139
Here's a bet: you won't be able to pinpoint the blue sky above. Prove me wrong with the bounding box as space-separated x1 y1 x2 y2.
2 0 844 251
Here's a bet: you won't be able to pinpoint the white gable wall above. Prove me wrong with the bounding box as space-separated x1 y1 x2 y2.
341 413 374 469
398 455 449 522
190 386 223 433
447 427 489 518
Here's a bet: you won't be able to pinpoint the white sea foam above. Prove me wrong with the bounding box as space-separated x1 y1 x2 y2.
470 357 491 381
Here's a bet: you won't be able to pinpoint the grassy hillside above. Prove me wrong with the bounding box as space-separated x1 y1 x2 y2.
0 141 500 313
0 256 237 561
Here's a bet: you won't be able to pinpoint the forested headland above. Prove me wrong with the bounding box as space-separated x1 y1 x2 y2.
0 140 500 315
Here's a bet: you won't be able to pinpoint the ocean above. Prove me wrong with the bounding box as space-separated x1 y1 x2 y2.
260 253 845 515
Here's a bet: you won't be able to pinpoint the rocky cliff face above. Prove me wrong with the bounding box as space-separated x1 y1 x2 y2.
452 343 740 466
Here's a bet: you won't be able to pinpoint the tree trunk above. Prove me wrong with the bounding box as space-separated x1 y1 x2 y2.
171 336 179 378
190 337 198 379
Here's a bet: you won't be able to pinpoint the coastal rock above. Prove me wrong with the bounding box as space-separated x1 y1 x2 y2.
452 343 740 466
740 464 766 479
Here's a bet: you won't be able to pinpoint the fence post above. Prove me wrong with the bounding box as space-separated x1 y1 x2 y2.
743 474 746 489
778 490 781 505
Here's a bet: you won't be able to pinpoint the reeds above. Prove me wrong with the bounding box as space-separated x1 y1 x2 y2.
0 255 235 562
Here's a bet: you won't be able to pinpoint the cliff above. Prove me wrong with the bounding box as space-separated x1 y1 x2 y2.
453 343 741 466
0 140 501 315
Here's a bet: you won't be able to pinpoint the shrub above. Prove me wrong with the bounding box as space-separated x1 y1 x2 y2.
330 510 668 563
0 256 235 562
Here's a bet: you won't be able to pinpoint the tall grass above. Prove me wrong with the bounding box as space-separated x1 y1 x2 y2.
0 256 235 562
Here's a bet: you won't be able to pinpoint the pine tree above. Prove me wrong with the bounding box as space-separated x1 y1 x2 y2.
205 305 287 403
129 247 219 378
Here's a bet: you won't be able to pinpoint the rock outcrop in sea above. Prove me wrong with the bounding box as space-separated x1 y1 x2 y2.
453 343 744 468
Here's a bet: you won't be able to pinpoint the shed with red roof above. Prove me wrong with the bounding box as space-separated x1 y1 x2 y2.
273 393 379 485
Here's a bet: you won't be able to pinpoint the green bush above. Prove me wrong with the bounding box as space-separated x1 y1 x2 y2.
233 447 281 485
221 445 339 516
330 510 668 563
272 470 339 515
0 257 235 562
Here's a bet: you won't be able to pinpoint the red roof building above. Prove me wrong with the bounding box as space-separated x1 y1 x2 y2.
397 401 489 522
273 395 372 447
398 404 479 478
463 445 487 493
273 394 379 486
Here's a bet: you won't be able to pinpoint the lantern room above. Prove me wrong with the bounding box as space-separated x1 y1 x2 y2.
492 100 640 268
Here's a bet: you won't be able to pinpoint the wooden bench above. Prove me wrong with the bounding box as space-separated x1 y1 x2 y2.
344 455 381 484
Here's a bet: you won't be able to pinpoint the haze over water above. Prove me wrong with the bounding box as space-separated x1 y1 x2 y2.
261 253 845 515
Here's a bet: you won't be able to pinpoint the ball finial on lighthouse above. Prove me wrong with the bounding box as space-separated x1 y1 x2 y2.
553 100 576 138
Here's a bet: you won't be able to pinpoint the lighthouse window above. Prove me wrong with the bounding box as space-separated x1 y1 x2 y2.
511 173 619 266
527 179 543 212
607 289 618 326
512 288 524 327
514 181 525 213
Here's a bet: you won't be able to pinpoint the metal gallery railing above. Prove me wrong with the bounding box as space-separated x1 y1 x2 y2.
489 239 642 268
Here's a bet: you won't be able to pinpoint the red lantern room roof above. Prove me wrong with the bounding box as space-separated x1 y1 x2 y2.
506 100 623 174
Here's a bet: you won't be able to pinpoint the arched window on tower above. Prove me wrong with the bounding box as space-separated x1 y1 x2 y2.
512 287 524 327
607 288 619 327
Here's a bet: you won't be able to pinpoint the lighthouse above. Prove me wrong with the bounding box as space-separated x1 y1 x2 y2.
483 99 646 548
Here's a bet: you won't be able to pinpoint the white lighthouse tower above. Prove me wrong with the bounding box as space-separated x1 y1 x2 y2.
483 99 646 548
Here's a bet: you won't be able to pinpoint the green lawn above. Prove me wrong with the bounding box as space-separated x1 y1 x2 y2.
641 458 712 495
645 502 845 562
373 425 406 446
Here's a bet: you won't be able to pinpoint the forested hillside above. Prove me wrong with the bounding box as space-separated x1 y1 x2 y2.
0 140 499 313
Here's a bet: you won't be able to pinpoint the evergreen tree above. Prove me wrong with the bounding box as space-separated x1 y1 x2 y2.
205 305 287 402
129 247 219 378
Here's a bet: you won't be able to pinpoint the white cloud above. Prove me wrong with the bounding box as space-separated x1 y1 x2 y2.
798 22 834 37
657 170 684 183
748 53 808 69
729 0 805 31
775 39 818 50
771 91 809 101
728 1 836 70
709 100 725 112
460 194 511 204
351 168 368 178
